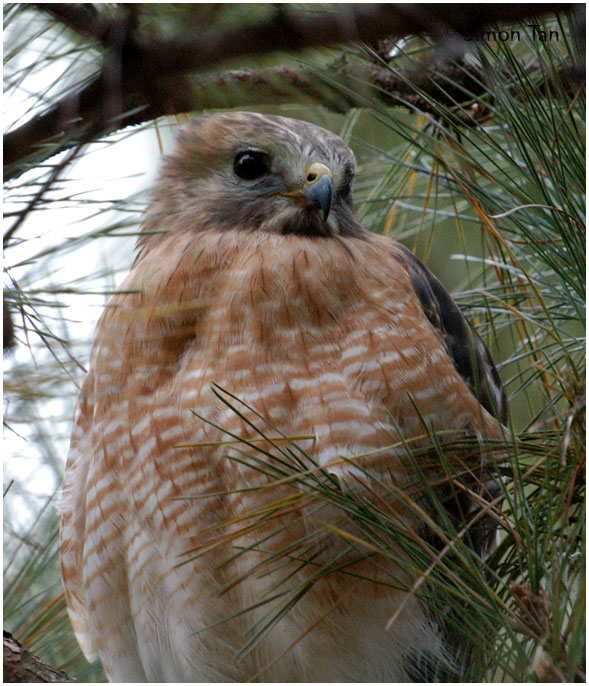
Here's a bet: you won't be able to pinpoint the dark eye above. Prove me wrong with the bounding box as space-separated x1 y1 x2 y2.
233 151 270 180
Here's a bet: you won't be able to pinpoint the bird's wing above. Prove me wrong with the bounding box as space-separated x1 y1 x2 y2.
392 241 507 426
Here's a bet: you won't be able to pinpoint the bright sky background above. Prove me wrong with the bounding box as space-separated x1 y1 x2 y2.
4 127 170 531
3 9 184 533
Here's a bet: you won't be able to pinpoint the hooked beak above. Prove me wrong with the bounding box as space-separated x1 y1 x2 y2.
303 173 333 222
281 162 333 222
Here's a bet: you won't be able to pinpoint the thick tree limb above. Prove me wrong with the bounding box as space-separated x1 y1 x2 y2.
3 3 573 181
33 3 111 42
33 3 572 71
3 631 77 683
125 4 567 72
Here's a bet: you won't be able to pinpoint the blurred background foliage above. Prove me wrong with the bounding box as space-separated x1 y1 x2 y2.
3 3 585 682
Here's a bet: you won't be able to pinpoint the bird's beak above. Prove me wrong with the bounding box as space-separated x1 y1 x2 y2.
282 162 333 222
303 163 333 222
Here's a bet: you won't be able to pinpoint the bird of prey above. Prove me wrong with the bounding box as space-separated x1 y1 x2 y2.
60 112 506 682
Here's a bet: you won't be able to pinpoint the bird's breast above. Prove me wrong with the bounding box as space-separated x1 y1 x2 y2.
153 232 463 488
101 229 488 491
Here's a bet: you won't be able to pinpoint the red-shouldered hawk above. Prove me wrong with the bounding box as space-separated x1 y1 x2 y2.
60 112 506 682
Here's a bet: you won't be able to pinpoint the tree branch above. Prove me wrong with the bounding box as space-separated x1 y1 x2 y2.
184 61 492 119
128 4 571 72
4 3 573 181
3 631 77 683
32 3 111 43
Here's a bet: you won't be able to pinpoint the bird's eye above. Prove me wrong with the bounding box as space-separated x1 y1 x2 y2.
233 151 270 180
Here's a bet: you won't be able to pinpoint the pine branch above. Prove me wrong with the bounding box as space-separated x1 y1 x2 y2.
4 3 571 180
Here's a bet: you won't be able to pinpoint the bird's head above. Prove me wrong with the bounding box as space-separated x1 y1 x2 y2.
144 112 365 240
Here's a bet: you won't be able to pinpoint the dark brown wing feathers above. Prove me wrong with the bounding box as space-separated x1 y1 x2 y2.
394 243 508 426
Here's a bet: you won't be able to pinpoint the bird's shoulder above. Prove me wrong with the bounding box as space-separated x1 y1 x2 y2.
366 234 507 425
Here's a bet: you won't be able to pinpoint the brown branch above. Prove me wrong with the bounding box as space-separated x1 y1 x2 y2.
186 65 362 112
3 631 77 683
185 61 488 117
32 3 111 42
3 3 573 181
126 4 571 73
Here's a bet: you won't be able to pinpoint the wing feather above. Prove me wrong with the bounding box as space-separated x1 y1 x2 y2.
393 242 507 426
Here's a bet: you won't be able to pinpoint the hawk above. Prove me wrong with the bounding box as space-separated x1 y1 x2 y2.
60 112 506 682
